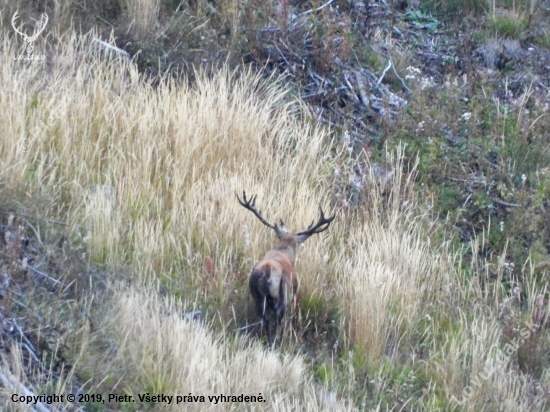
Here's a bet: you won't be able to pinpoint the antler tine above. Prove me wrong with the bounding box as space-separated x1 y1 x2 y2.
296 204 335 236
31 13 49 40
236 190 255 209
11 11 26 37
236 191 278 230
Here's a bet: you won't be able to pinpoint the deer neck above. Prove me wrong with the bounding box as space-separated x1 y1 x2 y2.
275 241 297 266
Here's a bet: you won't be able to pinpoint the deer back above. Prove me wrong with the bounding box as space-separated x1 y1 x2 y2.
254 248 298 298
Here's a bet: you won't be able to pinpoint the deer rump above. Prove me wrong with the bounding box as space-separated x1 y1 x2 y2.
249 256 297 345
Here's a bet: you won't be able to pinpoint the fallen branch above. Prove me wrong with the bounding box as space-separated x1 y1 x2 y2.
391 62 412 94
0 367 52 412
376 59 411 94
12 321 40 364
376 60 392 86
91 38 131 59
12 320 62 380
493 198 521 208
26 265 64 287
274 42 293 72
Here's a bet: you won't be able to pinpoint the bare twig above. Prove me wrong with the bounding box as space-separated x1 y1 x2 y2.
297 0 335 17
391 62 412 94
26 222 44 248
279 38 305 66
11 322 44 371
45 219 68 226
26 265 64 287
234 321 262 332
376 60 392 86
274 42 293 72
22 342 41 364
375 59 411 94
493 198 521 208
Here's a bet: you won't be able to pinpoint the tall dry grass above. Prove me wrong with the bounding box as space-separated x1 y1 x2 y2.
97 284 355 411
0 345 77 411
1 27 355 409
1 28 336 282
1 23 549 411
333 152 440 358
124 0 160 39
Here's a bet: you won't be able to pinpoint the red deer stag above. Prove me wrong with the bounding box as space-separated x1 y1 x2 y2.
237 191 335 347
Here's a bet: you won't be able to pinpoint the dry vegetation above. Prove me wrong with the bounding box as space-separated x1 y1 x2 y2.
1 0 550 411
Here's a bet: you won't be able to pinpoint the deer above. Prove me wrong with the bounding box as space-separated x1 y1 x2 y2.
237 191 335 347
11 11 49 58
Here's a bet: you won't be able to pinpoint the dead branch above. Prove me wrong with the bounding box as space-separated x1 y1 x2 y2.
493 198 521 208
297 0 335 18
26 265 64 287
91 38 130 59
0 367 52 412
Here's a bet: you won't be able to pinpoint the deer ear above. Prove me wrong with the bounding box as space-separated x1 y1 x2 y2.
274 222 287 238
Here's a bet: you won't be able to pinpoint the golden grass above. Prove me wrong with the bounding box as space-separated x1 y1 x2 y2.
100 284 355 411
334 153 438 358
124 0 160 39
1 24 549 411
1 28 336 280
0 345 76 411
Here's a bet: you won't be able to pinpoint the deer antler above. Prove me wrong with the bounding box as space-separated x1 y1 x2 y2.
236 191 282 230
11 11 26 38
27 13 48 41
295 205 335 237
11 12 48 41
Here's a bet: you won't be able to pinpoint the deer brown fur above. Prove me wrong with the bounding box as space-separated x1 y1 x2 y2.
237 191 334 347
